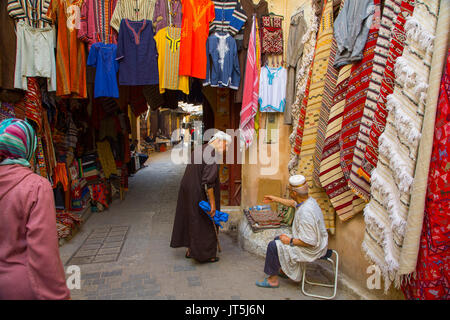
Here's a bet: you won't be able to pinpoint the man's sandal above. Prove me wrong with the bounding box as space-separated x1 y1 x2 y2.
255 278 279 288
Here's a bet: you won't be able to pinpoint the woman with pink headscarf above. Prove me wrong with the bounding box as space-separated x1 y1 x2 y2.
0 119 70 300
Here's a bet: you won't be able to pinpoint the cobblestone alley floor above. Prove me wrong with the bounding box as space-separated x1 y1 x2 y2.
59 148 358 300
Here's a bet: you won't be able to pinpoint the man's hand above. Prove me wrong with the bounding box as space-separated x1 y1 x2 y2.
279 234 291 245
209 206 216 218
263 195 276 203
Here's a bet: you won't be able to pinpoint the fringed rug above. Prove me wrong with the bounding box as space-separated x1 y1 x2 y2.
399 0 450 277
358 0 416 183
319 65 365 221
312 0 346 186
362 0 439 292
348 0 401 201
340 0 381 192
402 49 450 300
296 0 336 234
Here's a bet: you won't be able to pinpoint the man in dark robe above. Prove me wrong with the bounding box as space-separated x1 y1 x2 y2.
170 131 232 263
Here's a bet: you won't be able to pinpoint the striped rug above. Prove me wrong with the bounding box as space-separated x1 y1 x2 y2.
362 0 439 292
319 65 366 221
340 0 381 185
296 0 336 234
311 0 346 186
358 0 416 183
347 0 401 201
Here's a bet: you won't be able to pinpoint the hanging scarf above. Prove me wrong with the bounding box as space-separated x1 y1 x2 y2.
0 118 37 167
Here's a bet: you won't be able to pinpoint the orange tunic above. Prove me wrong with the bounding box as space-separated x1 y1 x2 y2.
47 0 87 98
179 0 215 79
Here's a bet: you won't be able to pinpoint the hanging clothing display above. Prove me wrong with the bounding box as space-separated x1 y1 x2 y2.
347 0 401 201
154 26 189 94
110 0 156 32
234 0 268 103
362 0 439 293
116 19 159 86
7 0 53 28
284 8 307 124
179 0 215 79
12 21 57 92
258 66 287 112
47 0 87 98
333 0 374 67
204 33 241 90
209 0 247 35
295 0 336 234
87 43 119 98
153 0 182 33
78 0 118 49
261 14 284 55
239 15 261 149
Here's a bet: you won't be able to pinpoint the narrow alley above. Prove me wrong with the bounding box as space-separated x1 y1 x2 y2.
59 148 358 300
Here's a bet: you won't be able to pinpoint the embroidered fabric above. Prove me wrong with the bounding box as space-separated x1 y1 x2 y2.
261 15 283 54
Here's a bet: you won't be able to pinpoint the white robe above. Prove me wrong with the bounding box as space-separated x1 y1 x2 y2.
275 197 328 281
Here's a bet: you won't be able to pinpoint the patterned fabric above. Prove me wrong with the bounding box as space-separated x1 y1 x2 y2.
0 118 37 167
0 103 16 122
402 49 450 300
239 16 261 149
209 0 247 36
296 0 336 234
16 78 43 131
362 0 439 292
319 65 366 221
288 5 319 175
358 0 415 183
78 0 118 49
340 0 381 195
243 208 282 233
261 15 283 54
7 0 52 28
348 0 401 201
36 137 47 178
399 1 450 277
96 140 117 178
312 0 346 186
110 0 156 32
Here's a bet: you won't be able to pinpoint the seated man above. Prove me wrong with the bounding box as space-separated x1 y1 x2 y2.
131 139 149 168
256 175 328 288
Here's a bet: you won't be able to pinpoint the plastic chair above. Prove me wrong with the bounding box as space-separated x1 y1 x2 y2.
301 249 339 299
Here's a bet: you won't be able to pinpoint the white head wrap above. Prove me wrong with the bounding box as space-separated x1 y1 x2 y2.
289 175 308 195
209 130 232 144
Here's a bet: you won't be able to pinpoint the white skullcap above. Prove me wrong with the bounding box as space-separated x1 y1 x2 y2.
209 130 232 144
289 175 306 187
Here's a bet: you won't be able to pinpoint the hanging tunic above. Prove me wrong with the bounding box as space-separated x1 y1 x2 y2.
275 197 328 282
154 26 189 94
87 43 119 98
78 0 118 49
0 0 19 91
153 0 182 33
204 33 240 90
170 144 221 263
179 0 215 79
258 66 287 112
116 19 159 86
209 0 247 36
47 0 87 98
110 0 156 32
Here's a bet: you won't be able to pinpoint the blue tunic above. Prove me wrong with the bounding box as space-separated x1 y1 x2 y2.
87 43 119 98
116 19 159 86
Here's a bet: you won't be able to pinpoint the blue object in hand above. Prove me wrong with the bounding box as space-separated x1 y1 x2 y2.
199 201 229 229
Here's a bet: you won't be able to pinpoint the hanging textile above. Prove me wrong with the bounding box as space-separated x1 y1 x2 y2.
153 0 182 33
0 0 19 91
340 0 381 197
362 0 439 292
0 103 15 122
401 49 450 300
345 0 401 201
358 0 415 183
15 78 43 132
288 4 319 176
209 0 247 36
110 0 156 32
295 0 336 234
258 66 287 112
96 140 117 178
319 65 366 221
178 0 216 79
312 0 346 186
78 0 118 49
239 15 261 149
399 0 450 278
261 14 284 55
